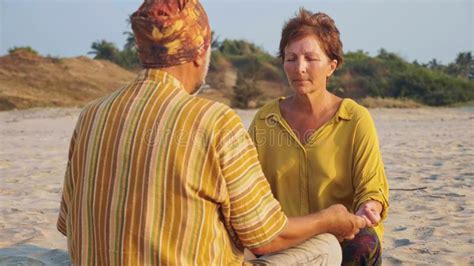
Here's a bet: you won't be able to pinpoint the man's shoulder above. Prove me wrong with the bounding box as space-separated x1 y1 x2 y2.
81 85 127 111
191 96 234 116
183 96 240 128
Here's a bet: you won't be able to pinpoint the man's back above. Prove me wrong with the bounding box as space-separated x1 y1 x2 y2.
57 69 287 265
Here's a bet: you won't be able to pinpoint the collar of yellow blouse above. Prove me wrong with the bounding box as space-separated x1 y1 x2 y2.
260 97 353 122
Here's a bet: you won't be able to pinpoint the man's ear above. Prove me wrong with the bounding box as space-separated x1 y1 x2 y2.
193 51 206 67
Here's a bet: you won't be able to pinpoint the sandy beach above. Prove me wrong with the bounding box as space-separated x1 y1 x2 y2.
0 106 473 265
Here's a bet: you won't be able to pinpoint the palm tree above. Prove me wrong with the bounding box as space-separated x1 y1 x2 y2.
88 40 119 61
123 18 136 51
427 58 442 71
123 31 136 51
211 31 221 50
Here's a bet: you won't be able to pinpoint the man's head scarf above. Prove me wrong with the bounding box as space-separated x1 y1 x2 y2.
131 0 211 68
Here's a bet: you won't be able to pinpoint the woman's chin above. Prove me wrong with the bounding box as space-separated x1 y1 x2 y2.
292 86 315 96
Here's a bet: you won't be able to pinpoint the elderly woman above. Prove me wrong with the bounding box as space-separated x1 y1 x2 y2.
249 9 389 265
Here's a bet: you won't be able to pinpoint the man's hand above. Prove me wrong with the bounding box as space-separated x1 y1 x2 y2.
356 200 382 227
321 204 367 242
250 204 368 255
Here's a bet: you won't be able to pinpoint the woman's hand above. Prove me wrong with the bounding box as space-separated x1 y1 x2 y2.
321 204 367 242
356 200 382 227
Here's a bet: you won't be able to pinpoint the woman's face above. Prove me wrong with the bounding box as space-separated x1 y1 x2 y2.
283 35 337 95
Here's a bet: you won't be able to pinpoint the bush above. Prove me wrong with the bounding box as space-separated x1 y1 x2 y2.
231 73 262 108
8 46 39 56
331 50 474 106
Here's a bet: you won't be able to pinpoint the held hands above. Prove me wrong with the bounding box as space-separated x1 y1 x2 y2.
355 200 382 228
322 204 367 242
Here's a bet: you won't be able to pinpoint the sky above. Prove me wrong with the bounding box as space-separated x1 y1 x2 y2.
1 0 472 64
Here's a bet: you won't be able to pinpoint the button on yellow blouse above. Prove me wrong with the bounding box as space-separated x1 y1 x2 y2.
249 98 389 240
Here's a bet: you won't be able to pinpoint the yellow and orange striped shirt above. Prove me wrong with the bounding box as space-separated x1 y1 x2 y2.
57 69 287 265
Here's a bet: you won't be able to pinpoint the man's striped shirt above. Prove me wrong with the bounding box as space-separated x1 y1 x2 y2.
57 69 287 265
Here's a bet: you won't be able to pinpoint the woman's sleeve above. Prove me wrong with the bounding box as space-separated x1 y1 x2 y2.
351 110 390 221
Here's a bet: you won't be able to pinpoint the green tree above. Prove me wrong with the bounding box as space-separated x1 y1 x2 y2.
8 46 39 56
231 72 262 108
116 48 140 70
123 31 136 51
446 52 472 80
211 31 221 50
121 28 140 69
427 58 444 71
123 18 136 51
89 40 120 62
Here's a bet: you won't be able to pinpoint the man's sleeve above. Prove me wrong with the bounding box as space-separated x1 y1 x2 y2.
57 128 78 236
214 109 288 249
351 110 390 221
248 117 257 144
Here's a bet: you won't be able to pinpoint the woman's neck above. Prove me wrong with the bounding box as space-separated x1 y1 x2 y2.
291 89 334 115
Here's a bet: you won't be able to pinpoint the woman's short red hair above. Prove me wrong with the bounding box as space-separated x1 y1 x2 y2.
278 8 344 68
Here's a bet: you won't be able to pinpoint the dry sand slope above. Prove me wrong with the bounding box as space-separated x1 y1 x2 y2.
0 107 473 265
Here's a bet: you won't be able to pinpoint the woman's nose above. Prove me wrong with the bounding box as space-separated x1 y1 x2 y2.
296 59 307 74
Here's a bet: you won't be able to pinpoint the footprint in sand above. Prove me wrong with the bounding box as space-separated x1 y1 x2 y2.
394 238 413 247
384 256 403 264
392 226 407 232
412 247 439 255
393 176 408 181
0 228 41 246
0 256 45 266
1 208 21 215
414 227 434 240
426 174 439 180
48 187 62 194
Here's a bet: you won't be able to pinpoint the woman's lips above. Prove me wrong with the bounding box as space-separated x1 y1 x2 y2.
293 79 309 83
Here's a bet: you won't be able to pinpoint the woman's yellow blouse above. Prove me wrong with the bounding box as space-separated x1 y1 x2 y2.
249 98 389 240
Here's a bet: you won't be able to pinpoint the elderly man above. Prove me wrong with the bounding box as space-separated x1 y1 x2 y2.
57 0 366 265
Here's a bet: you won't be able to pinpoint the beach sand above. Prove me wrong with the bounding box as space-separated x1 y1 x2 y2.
0 107 473 265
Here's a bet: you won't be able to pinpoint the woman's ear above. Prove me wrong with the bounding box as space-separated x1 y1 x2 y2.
327 59 338 78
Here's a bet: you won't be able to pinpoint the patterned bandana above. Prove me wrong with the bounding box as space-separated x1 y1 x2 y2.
131 0 211 68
